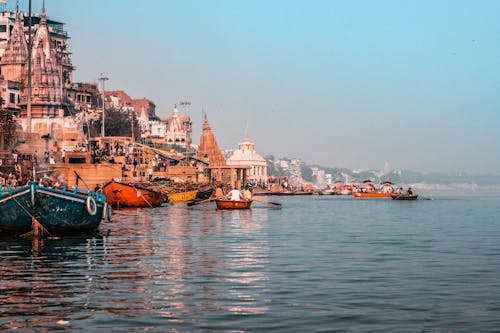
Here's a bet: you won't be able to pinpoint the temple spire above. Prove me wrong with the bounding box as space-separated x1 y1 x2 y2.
16 0 19 12
197 114 225 166
40 0 47 24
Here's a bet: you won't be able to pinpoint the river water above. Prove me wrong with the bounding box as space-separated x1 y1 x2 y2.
1 191 500 332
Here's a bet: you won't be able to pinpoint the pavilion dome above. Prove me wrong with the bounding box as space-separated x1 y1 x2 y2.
227 137 266 165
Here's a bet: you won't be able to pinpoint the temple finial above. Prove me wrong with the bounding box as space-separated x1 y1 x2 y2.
244 120 249 140
40 0 47 24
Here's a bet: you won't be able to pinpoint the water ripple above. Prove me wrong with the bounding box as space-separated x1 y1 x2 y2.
1 193 500 331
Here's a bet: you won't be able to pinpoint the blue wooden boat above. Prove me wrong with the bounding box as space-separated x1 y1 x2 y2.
0 183 110 236
0 185 33 233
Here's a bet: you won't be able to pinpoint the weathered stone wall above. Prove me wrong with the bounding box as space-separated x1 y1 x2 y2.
54 163 122 190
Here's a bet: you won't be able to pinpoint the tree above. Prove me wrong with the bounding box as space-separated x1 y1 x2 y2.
0 108 17 152
93 107 141 140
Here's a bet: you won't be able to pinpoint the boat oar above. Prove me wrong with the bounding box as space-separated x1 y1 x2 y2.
187 197 217 207
74 171 91 190
253 198 282 206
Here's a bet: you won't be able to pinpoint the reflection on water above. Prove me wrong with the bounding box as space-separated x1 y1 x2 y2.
2 194 500 332
0 203 271 331
0 236 104 331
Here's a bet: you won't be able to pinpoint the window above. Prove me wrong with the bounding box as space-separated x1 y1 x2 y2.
9 93 15 104
0 25 6 33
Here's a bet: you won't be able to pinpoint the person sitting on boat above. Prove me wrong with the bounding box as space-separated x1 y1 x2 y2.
242 184 252 201
396 187 403 194
407 187 414 195
215 184 225 199
227 188 242 201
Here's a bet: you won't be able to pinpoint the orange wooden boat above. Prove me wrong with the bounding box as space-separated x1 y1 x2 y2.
102 180 164 208
353 191 392 198
215 199 252 210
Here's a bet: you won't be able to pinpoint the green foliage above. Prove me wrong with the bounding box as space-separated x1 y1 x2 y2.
300 164 314 182
0 108 17 149
93 108 140 140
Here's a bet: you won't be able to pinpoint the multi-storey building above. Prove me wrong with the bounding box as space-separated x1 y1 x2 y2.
0 3 82 143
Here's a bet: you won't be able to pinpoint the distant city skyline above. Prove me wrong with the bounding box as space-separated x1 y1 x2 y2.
12 0 500 174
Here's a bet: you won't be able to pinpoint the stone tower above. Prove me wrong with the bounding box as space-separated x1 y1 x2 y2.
21 3 62 119
0 3 28 83
196 114 226 166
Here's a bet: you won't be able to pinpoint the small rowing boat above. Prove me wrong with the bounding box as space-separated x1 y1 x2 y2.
391 194 418 200
215 199 252 210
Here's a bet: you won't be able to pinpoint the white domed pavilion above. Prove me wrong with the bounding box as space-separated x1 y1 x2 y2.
226 137 267 183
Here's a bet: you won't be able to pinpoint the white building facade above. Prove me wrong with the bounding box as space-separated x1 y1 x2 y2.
226 137 267 183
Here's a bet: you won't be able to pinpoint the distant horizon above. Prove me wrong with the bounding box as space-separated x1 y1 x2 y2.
11 0 500 174
262 155 500 177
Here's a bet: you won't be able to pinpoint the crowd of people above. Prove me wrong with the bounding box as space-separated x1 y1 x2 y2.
0 171 23 188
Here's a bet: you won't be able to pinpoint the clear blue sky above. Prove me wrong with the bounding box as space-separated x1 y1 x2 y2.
14 0 500 174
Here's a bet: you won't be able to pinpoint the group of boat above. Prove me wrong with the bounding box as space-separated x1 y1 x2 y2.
101 179 254 210
0 177 250 238
1 176 418 237
351 180 418 200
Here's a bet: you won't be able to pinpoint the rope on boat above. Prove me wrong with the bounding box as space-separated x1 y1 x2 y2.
10 193 53 239
140 192 154 208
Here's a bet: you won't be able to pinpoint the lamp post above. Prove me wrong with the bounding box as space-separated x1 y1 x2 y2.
179 101 191 166
27 0 32 132
99 73 108 137
130 110 135 142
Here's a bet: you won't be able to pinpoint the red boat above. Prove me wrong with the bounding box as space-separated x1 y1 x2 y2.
353 192 392 198
102 180 164 208
215 199 252 210
353 179 394 198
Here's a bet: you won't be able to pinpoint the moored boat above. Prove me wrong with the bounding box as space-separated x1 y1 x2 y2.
215 199 252 210
0 183 109 236
391 194 418 200
195 188 214 200
353 192 392 198
0 185 33 234
103 180 164 208
167 190 198 203
353 179 394 198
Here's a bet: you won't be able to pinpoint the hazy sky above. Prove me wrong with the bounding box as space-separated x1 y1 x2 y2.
13 0 500 174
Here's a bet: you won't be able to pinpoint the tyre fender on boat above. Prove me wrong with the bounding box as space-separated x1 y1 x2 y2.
102 202 112 221
86 196 97 216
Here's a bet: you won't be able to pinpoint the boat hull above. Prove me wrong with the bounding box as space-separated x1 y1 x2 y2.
167 190 198 203
215 199 252 210
195 189 214 200
0 183 108 236
34 186 106 234
391 194 418 200
353 192 392 198
0 186 34 234
103 180 164 208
